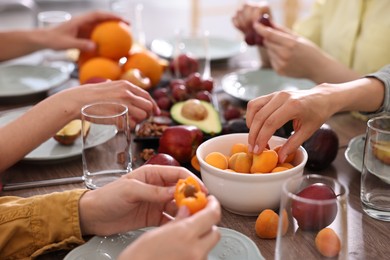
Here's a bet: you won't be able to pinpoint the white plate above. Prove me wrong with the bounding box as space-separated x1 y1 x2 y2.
345 134 365 172
0 107 112 162
150 37 244 60
64 227 264 260
221 69 315 101
0 64 69 97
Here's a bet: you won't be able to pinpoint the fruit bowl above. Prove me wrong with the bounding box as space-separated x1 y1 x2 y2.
196 133 308 216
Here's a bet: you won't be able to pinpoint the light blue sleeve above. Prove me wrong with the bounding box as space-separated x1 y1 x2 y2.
365 65 390 114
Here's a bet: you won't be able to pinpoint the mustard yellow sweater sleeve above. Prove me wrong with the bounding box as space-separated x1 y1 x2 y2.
0 189 88 259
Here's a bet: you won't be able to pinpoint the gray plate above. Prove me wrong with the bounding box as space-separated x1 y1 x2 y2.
344 134 365 172
65 227 265 260
151 37 244 60
222 69 315 101
0 64 68 97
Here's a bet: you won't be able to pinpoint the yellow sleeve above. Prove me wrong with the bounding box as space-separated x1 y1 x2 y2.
0 189 88 259
292 0 325 45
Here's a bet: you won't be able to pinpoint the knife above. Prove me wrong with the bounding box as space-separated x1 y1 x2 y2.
2 176 84 191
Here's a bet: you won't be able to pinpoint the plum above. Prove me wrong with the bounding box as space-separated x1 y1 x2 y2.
292 183 338 231
303 124 339 171
144 153 180 166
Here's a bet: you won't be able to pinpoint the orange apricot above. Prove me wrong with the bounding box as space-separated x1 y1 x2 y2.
250 150 278 173
271 166 289 173
315 228 341 258
205 152 228 170
255 209 289 239
273 145 296 163
191 155 200 172
230 143 249 155
277 162 294 169
228 152 252 173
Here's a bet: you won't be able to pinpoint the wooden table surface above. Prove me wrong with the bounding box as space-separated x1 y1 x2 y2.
1 50 390 260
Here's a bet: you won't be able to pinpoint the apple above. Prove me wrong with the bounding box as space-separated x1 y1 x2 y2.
292 183 338 231
158 125 204 163
144 153 180 166
169 53 199 78
53 120 90 145
121 68 152 90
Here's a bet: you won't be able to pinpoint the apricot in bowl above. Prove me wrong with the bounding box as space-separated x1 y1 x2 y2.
196 133 308 216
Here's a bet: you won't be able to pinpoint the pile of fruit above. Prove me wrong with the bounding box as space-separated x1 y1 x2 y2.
77 20 167 89
204 142 296 174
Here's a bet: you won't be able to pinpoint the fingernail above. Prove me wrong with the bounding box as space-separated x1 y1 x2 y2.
85 41 96 51
253 145 259 154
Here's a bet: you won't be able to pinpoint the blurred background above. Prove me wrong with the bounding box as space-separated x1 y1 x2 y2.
0 0 316 44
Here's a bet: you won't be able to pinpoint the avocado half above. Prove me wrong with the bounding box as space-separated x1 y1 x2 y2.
170 100 222 135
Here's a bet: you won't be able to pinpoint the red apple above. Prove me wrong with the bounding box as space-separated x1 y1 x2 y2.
292 183 338 231
169 53 199 78
144 153 180 166
121 68 152 90
158 125 203 163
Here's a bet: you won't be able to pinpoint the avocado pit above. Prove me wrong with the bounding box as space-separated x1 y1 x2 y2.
181 99 208 121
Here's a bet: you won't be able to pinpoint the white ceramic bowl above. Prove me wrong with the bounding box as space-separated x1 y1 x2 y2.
196 133 308 216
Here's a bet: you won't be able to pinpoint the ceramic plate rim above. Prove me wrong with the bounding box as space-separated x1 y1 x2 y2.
344 134 365 172
0 107 110 162
150 36 244 60
64 227 264 260
221 69 315 102
0 64 69 97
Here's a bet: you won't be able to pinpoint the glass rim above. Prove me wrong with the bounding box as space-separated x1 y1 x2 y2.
81 102 128 119
282 174 349 205
367 115 390 134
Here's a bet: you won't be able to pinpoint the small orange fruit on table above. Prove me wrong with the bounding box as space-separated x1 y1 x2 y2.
255 209 289 239
174 176 207 215
315 227 341 257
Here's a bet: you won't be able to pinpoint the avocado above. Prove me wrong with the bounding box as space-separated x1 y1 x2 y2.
170 99 222 135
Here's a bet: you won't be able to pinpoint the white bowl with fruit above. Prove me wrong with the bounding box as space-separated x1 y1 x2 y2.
196 133 308 216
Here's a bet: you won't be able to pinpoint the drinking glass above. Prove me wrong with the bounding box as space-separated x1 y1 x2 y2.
361 115 390 221
37 11 75 73
81 102 132 189
276 174 348 259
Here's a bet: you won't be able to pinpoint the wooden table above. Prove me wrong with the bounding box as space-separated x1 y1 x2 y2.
1 50 390 259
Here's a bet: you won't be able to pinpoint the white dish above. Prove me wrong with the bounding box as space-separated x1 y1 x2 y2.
221 69 315 101
0 107 112 162
0 64 69 97
150 37 244 60
65 227 264 260
344 134 365 172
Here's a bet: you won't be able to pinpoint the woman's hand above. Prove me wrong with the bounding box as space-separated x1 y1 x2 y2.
42 11 124 52
78 165 206 236
118 196 221 260
246 85 336 162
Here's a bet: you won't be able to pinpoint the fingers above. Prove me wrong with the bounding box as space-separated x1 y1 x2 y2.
197 225 221 255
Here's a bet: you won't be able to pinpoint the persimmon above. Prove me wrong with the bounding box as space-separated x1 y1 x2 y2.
174 176 207 215
255 209 288 239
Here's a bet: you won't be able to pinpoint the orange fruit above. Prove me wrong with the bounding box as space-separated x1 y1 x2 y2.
79 57 121 84
315 228 341 257
123 49 166 86
191 155 201 172
205 152 228 170
91 21 132 60
255 209 289 239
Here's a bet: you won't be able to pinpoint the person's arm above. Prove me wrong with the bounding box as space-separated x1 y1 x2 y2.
0 11 122 61
0 189 87 259
0 80 159 173
246 68 387 161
